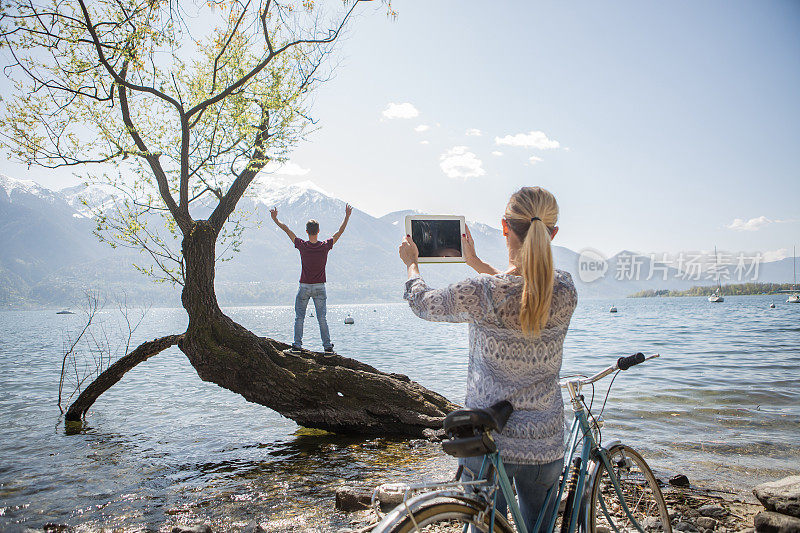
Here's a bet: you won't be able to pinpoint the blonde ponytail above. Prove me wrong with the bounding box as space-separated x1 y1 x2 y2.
505 187 559 336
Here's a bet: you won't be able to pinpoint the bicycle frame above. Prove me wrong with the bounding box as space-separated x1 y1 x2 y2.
555 379 648 533
372 355 661 533
470 397 645 533
465 414 585 533
371 408 646 533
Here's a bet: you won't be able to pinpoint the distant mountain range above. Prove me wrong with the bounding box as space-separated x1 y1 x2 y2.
0 173 796 308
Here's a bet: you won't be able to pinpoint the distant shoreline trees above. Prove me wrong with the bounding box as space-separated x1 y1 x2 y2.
628 283 797 298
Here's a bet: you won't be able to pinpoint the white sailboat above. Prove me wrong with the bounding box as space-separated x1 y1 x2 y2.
788 247 800 303
708 246 724 303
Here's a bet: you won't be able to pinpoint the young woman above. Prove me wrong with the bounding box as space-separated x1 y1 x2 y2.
398 186 578 532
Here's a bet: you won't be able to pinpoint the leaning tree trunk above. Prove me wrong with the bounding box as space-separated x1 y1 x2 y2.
177 221 458 436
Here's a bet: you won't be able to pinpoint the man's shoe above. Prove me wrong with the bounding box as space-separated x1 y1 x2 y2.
324 346 336 354
285 345 303 355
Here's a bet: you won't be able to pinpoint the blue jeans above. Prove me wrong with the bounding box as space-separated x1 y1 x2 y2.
460 455 562 533
294 283 332 350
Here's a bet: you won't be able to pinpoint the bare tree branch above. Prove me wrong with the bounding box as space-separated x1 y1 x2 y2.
58 292 100 413
117 70 191 232
76 0 185 113
65 333 183 421
185 0 364 119
209 107 270 231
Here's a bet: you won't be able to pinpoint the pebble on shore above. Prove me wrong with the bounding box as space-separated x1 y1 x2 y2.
753 476 800 533
172 525 212 533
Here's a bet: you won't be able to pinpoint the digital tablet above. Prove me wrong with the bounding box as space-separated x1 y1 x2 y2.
404 215 466 263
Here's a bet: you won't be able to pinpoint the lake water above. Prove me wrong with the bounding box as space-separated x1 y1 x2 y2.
1 295 798 531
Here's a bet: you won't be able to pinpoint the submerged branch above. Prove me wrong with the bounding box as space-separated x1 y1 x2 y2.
65 333 183 421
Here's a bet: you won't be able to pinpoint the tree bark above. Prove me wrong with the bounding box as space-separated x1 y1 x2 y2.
177 221 458 436
65 333 183 421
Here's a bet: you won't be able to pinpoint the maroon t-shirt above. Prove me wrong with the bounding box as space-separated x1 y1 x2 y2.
294 237 334 284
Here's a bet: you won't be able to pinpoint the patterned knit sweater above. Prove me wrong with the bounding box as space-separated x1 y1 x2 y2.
404 270 578 464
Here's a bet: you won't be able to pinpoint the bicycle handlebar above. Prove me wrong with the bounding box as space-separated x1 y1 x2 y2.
617 352 645 370
561 353 660 390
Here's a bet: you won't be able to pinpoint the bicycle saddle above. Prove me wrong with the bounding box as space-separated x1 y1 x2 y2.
441 401 513 458
443 400 514 435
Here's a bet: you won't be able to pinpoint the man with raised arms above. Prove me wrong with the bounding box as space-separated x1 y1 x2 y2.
270 204 353 354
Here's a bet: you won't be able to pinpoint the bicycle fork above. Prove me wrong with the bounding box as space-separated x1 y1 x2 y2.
592 447 647 533
565 390 646 533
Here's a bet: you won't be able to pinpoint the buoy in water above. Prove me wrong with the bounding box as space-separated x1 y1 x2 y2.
344 314 354 325
609 306 618 313
769 302 776 308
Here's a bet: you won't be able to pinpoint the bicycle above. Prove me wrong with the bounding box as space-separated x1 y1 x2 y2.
370 353 672 533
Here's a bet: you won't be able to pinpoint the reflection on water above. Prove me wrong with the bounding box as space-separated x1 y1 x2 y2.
0 295 798 530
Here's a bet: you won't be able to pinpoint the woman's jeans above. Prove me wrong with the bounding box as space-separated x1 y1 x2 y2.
460 455 562 533
294 283 332 350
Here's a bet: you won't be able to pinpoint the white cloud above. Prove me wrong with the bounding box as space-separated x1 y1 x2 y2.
266 161 310 176
529 155 543 165
495 130 560 150
439 146 485 180
420 140 430 145
726 216 772 231
382 102 419 119
465 128 482 136
491 151 503 157
414 124 430 132
763 248 789 262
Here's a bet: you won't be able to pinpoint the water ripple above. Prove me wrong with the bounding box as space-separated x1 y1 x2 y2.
0 295 798 529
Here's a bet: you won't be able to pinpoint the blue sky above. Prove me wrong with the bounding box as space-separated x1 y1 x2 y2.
2 0 798 258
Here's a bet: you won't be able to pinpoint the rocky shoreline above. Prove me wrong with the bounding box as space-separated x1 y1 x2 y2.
333 480 768 533
31 473 797 533
330 473 799 533
23 437 799 533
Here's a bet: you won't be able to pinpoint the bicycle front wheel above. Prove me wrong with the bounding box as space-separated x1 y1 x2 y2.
385 501 515 533
589 444 672 533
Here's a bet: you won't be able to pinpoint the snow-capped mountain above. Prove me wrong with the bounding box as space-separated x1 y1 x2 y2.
2 175 174 305
1 174 54 200
60 183 118 218
247 177 333 205
0 173 796 308
1 173 76 215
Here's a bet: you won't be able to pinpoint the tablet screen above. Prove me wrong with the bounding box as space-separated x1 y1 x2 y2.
411 219 463 258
